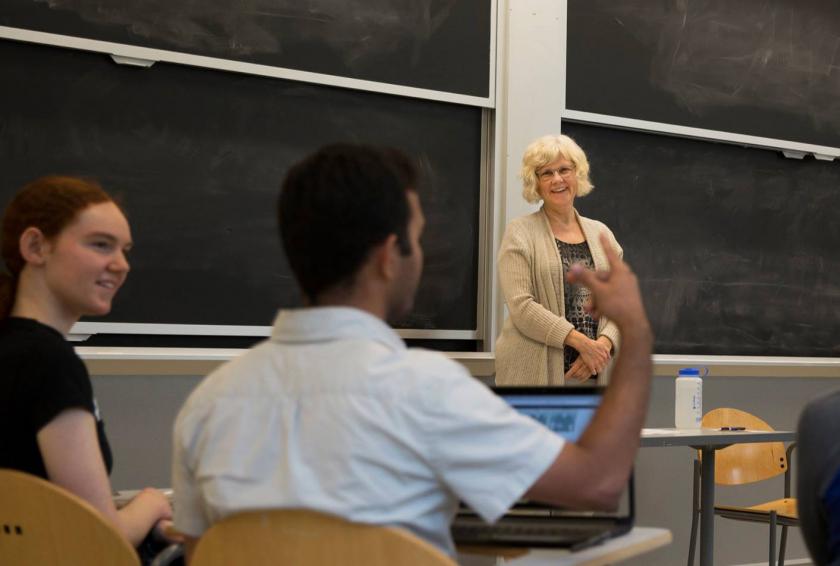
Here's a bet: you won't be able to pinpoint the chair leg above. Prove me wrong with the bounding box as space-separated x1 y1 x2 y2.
779 525 788 566
687 459 701 566
769 511 777 566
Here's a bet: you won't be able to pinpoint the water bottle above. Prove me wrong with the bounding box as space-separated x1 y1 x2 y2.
675 367 704 429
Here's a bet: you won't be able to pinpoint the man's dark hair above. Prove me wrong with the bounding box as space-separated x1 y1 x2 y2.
278 143 418 302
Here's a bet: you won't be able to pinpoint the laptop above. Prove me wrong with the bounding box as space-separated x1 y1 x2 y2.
450 386 634 550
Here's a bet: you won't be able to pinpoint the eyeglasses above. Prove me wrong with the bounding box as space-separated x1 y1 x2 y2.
537 166 575 181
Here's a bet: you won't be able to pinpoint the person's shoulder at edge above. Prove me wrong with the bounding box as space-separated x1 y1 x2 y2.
798 390 840 463
803 390 840 417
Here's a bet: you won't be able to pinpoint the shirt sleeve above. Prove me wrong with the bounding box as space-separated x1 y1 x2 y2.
412 361 564 523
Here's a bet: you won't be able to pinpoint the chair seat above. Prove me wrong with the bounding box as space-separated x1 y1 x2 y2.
715 498 799 526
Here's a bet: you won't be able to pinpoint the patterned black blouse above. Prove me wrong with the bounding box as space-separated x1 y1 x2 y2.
555 239 598 375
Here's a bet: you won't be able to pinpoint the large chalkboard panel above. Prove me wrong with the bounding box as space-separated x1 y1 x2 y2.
1 0 492 100
0 39 481 332
564 122 840 357
567 0 840 150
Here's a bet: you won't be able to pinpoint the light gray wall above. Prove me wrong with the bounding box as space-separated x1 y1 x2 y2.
92 371 839 565
92 375 201 489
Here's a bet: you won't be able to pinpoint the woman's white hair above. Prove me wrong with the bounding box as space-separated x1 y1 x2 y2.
520 134 594 204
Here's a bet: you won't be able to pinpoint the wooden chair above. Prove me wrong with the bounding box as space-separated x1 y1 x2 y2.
687 408 798 566
0 468 139 566
190 509 457 566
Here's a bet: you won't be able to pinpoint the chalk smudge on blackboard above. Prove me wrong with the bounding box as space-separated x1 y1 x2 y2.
34 0 454 69
589 0 840 133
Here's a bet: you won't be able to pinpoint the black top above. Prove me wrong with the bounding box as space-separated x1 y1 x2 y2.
556 239 597 375
0 317 112 478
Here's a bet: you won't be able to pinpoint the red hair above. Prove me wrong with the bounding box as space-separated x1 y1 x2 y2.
0 176 116 317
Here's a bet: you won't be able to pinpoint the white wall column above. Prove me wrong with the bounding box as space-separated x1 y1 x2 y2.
488 0 566 348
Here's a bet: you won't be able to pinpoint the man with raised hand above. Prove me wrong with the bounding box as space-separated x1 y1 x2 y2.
171 144 654 561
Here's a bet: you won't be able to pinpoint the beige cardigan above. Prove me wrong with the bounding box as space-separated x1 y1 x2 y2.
495 208 622 386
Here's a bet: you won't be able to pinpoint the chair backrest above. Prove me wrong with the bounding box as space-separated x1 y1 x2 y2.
190 509 457 566
701 408 789 485
0 469 139 566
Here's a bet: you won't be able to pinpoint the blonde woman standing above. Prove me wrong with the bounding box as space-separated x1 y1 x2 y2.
496 135 623 385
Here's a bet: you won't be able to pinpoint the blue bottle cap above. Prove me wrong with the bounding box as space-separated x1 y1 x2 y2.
678 367 708 377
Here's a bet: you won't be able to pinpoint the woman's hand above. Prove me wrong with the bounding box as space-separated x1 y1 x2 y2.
595 335 614 358
117 487 173 545
567 331 611 374
133 487 173 521
566 337 611 382
153 519 184 544
565 357 593 382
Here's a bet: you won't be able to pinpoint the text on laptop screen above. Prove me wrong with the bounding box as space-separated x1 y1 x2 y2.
501 393 600 443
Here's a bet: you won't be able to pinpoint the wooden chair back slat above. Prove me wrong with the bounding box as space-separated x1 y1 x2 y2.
191 509 457 566
701 408 788 485
0 469 138 566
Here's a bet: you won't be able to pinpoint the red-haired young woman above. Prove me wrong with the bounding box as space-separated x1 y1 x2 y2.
0 176 171 557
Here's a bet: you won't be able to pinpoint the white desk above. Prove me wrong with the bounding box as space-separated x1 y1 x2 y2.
457 526 671 565
113 488 173 509
117 488 669 564
640 428 796 566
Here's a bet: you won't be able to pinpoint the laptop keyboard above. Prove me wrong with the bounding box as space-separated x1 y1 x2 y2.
451 518 615 548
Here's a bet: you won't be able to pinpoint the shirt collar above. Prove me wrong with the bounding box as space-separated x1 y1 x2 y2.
270 306 405 352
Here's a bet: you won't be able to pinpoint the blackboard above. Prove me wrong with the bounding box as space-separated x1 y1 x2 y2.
0 39 481 334
1 0 492 101
563 121 840 357
567 0 840 151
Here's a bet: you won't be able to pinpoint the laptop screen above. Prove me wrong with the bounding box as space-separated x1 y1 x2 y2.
491 386 632 522
495 387 601 443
